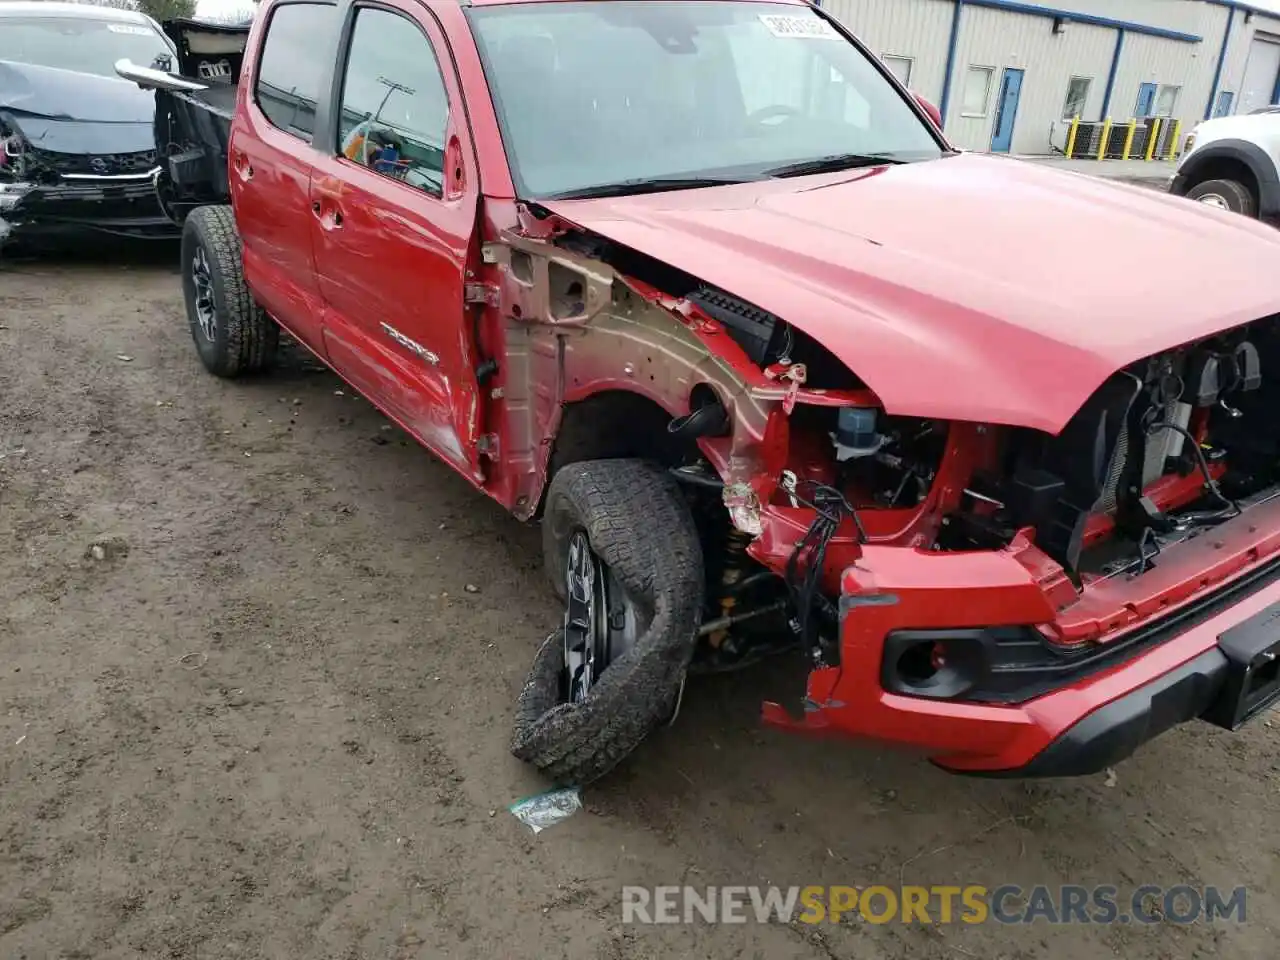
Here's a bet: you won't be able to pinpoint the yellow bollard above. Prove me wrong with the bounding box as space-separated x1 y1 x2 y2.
1145 117 1162 161
1166 119 1183 160
1122 119 1138 160
1097 118 1112 160
1065 116 1080 158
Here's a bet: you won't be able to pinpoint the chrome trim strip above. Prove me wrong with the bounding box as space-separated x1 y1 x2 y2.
61 167 163 182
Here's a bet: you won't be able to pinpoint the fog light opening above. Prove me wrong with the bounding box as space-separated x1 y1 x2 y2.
885 632 992 700
897 641 943 685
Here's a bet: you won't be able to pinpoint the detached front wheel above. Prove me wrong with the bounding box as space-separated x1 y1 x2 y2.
560 529 640 705
181 205 278 377
511 459 705 786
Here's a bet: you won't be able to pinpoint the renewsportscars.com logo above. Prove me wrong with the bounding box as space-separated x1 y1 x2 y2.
621 885 1248 926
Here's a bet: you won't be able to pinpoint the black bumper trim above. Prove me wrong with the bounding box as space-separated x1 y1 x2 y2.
961 549 1280 706
7 218 178 240
964 647 1230 779
1 179 177 243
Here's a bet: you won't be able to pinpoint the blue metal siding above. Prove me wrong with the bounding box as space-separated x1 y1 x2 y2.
1101 29 1125 117
1206 1 1280 18
822 0 956 109
939 0 965 126
823 0 1242 153
959 0 1200 43
1206 5 1237 118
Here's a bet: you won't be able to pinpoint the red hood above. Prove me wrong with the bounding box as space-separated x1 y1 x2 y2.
541 152 1280 434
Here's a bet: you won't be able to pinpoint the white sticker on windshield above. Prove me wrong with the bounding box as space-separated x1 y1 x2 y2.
759 14 838 39
107 23 154 35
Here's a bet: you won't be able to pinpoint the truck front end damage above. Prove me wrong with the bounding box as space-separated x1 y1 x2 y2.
485 202 1280 777
753 321 1280 775
756 326 1280 773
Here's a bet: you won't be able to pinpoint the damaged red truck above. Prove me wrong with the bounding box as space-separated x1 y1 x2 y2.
119 0 1280 785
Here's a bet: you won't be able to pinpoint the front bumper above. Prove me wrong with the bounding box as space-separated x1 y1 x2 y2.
999 646 1227 777
763 497 1280 777
0 173 177 243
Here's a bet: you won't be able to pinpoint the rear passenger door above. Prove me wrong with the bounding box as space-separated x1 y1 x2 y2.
309 0 480 478
229 0 339 358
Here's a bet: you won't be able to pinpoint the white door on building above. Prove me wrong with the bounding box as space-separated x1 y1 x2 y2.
1239 36 1280 113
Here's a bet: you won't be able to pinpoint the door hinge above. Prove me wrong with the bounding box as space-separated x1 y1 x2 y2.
476 433 500 457
464 282 500 307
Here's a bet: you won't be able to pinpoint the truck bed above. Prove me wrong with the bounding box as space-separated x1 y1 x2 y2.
182 83 237 121
153 82 235 207
129 18 249 213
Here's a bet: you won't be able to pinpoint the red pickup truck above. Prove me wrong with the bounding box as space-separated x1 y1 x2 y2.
120 0 1280 786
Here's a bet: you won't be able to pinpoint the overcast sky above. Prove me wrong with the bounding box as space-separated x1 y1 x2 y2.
196 0 254 21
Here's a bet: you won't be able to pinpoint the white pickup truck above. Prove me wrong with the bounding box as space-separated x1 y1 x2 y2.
1170 110 1280 223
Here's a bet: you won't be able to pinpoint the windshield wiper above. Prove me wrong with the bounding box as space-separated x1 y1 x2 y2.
761 153 903 179
542 176 754 201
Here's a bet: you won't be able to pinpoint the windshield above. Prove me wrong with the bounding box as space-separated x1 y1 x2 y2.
467 0 943 199
0 16 171 79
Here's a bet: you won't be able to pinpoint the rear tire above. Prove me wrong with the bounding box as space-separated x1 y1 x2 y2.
181 205 278 377
511 459 704 786
1187 179 1258 218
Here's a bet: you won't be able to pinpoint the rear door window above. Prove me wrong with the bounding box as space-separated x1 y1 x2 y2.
335 6 450 197
255 2 339 142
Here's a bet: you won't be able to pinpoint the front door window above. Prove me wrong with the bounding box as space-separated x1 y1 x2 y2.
336 6 450 197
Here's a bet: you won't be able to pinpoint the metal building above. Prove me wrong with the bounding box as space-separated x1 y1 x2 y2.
819 0 1280 154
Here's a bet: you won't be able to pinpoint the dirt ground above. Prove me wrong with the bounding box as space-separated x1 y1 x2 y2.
1 249 1277 960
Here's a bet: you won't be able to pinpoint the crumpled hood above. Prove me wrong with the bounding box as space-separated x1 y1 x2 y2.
541 152 1280 434
0 59 155 123
1 114 156 156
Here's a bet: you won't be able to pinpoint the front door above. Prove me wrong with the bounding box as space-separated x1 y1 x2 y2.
309 0 481 478
1135 82 1158 117
989 68 1024 153
229 0 339 357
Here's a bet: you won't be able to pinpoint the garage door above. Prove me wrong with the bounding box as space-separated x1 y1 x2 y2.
1239 36 1280 113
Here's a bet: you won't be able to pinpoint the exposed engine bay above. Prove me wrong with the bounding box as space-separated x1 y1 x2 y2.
502 213 1280 680
942 329 1274 580
570 245 1280 674
717 307 1280 668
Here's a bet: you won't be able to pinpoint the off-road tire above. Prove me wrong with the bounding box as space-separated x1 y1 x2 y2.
511 459 704 785
181 205 278 377
1187 178 1258 218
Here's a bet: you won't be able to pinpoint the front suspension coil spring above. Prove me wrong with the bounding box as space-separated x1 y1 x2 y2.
708 528 753 648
